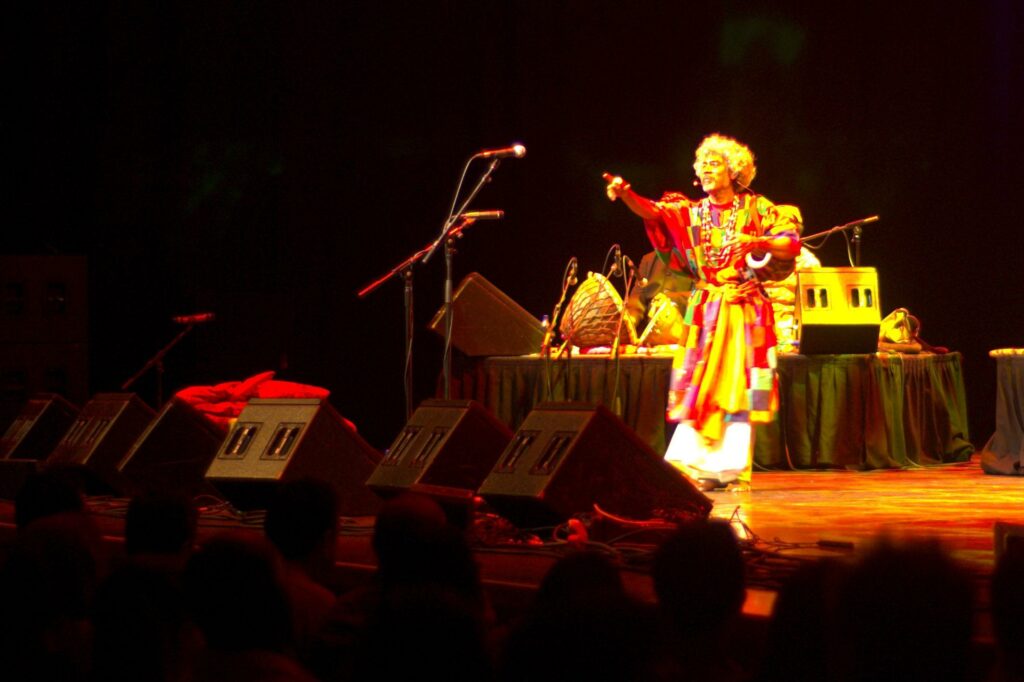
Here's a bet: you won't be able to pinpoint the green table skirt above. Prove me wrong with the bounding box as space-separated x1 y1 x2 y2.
448 352 973 470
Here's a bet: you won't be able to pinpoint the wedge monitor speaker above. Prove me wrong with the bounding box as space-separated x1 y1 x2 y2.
428 272 545 356
367 399 512 497
477 403 712 528
46 393 155 494
1 393 78 460
205 398 383 515
117 397 228 496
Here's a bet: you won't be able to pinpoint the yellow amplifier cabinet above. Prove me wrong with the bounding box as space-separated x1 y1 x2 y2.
795 267 881 354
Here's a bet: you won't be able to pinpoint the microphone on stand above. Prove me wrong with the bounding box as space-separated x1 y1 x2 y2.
608 244 623 275
171 312 216 325
474 144 527 159
459 210 505 220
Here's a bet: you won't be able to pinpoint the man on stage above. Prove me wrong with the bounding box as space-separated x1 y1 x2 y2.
604 134 802 491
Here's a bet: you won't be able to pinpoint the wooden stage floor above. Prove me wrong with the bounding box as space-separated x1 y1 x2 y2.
715 457 1023 579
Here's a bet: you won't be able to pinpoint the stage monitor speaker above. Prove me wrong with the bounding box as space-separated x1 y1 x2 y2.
117 398 228 496
205 398 383 515
796 267 881 355
1 393 78 460
477 403 712 529
366 399 512 497
428 272 546 356
46 393 155 494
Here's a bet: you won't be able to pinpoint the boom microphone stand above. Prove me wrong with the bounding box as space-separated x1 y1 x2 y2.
423 159 503 400
121 320 200 409
357 215 487 417
360 144 523 416
802 215 880 266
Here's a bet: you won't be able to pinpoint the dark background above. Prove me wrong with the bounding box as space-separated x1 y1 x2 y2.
4 1 1021 451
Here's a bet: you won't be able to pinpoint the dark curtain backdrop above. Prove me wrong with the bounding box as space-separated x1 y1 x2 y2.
4 1 1021 450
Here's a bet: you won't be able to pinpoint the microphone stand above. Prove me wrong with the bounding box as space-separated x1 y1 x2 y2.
802 215 880 267
422 157 501 400
542 258 577 401
609 255 637 417
357 217 479 417
121 323 197 409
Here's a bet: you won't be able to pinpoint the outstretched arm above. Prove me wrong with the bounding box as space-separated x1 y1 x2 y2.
603 172 660 220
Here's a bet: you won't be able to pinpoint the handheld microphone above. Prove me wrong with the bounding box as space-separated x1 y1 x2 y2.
475 144 526 159
172 312 216 325
459 210 505 220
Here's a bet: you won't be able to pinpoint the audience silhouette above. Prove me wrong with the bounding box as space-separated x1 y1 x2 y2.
264 478 341 651
992 540 1024 682
0 473 1011 681
834 537 974 682
652 518 748 681
181 532 316 681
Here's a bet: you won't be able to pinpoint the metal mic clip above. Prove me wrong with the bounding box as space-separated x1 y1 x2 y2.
567 257 579 286
608 244 623 275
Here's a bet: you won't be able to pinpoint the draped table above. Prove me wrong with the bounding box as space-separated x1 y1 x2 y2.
448 351 973 470
979 351 1024 475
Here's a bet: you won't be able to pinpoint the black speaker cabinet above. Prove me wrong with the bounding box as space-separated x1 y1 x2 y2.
366 399 512 497
796 267 881 354
117 398 228 496
428 272 546 356
0 393 79 460
205 398 383 515
477 403 712 528
46 393 155 494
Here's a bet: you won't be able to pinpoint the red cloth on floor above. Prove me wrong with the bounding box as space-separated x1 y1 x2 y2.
175 371 332 430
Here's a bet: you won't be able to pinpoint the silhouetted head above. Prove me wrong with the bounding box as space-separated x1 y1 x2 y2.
125 491 198 556
264 477 339 562
535 549 627 615
652 519 745 637
14 467 86 530
836 537 972 682
91 564 195 681
182 533 293 652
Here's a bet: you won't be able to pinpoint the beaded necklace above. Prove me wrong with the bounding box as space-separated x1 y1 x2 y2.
700 195 741 268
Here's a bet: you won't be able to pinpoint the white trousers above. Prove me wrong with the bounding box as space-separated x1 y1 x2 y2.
664 421 752 484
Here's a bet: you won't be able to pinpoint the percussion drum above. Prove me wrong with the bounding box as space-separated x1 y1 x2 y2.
637 292 684 346
559 272 636 347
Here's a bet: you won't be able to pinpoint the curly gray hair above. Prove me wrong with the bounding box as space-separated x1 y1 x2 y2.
693 133 757 188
